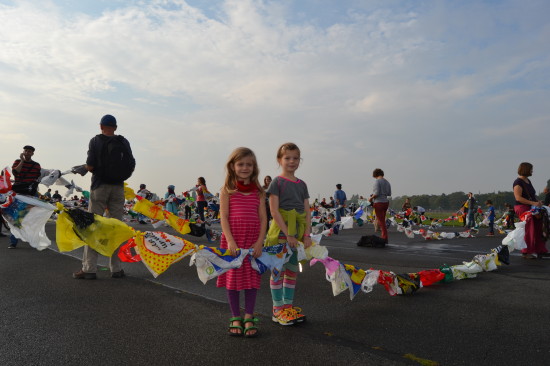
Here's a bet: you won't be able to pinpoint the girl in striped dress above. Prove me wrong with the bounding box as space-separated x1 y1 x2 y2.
216 147 267 337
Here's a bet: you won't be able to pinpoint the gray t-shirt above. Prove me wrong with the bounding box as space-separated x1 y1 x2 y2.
372 178 391 203
267 176 310 213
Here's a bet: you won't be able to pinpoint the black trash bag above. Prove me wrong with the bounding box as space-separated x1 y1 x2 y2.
356 235 386 248
188 223 206 237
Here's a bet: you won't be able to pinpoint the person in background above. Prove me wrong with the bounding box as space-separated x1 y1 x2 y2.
334 183 347 222
44 188 52 200
209 193 220 219
460 198 469 227
52 190 62 201
136 183 151 224
543 179 550 206
73 114 135 279
196 177 209 224
369 168 391 244
485 200 496 236
164 185 179 215
504 203 515 229
263 175 272 224
412 206 426 225
9 145 41 249
182 191 192 220
402 198 412 219
513 162 548 259
466 192 477 228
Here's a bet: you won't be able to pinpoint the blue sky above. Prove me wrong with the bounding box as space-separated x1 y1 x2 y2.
1 0 549 201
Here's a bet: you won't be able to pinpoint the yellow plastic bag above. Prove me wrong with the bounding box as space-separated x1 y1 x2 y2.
133 198 165 221
163 211 191 236
56 205 135 256
124 183 136 200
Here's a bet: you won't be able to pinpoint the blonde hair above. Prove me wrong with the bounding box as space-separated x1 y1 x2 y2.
223 147 263 194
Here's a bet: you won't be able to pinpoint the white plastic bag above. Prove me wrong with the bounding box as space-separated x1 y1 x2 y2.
4 195 55 250
501 222 526 251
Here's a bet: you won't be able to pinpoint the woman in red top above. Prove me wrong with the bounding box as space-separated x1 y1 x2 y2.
195 177 208 224
513 162 548 259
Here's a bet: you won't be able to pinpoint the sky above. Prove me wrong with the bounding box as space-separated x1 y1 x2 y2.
1 0 549 201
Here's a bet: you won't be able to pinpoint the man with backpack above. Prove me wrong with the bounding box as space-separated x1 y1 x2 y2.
73 114 136 280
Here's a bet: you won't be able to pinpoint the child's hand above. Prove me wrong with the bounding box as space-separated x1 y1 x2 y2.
227 241 239 256
252 241 263 258
286 235 299 248
303 236 312 249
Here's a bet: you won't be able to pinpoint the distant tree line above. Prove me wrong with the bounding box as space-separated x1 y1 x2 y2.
391 191 545 212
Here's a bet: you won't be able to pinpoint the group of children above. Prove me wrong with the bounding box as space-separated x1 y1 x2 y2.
216 142 312 338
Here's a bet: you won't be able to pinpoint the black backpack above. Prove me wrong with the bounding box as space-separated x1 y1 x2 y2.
356 235 386 248
98 135 134 184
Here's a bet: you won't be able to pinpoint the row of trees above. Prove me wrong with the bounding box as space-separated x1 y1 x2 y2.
347 191 545 212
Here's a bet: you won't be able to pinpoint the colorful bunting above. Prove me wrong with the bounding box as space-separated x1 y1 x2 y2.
1 163 546 304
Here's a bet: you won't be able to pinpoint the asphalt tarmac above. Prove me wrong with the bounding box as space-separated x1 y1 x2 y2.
1 221 549 366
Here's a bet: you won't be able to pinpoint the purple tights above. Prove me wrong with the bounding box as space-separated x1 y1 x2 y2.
227 289 258 317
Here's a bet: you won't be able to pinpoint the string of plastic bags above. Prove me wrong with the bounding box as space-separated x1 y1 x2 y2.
0 167 539 301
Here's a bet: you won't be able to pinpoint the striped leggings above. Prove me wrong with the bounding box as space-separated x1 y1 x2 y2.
270 250 298 309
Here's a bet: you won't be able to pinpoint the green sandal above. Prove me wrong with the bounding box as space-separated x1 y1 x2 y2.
243 317 259 338
228 317 243 336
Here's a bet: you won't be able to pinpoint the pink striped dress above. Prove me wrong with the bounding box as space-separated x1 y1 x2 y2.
216 191 262 290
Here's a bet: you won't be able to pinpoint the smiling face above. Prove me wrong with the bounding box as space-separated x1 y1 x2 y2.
278 149 301 175
234 156 255 183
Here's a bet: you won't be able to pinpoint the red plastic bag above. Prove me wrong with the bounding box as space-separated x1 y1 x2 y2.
118 239 142 262
0 168 12 193
417 269 445 287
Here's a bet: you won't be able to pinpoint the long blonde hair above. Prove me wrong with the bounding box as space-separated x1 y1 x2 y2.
223 147 263 194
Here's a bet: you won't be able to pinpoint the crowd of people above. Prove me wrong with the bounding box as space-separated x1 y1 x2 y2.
2 113 549 338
